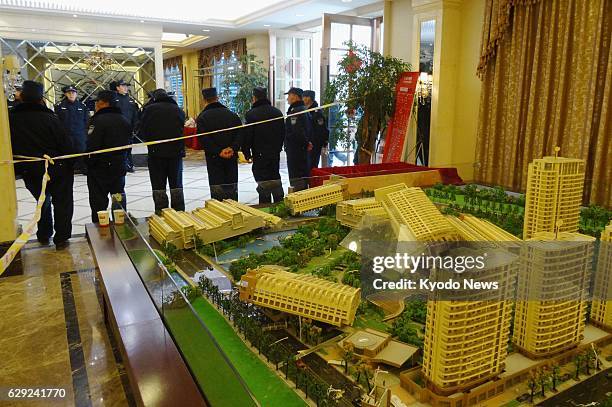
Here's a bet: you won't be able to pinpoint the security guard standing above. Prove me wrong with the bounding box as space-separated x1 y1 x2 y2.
55 85 89 173
86 90 132 223
110 79 139 172
196 87 242 201
303 90 329 170
9 80 74 249
284 87 312 192
138 88 186 214
243 87 285 204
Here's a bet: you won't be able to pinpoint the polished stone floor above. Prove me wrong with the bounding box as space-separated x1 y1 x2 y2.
0 238 132 406
16 149 293 235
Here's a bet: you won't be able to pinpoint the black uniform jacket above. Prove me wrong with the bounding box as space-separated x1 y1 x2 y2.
54 98 89 152
243 98 285 160
115 93 139 131
9 102 74 175
195 102 242 159
138 96 186 158
86 107 132 176
284 100 312 153
308 101 329 147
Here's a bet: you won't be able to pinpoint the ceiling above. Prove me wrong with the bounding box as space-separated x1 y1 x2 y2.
0 0 384 48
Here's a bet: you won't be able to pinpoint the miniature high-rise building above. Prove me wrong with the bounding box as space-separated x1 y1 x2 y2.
513 231 595 358
522 150 585 240
591 222 612 330
422 247 518 394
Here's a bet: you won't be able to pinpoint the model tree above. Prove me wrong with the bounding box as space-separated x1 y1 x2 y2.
551 364 560 392
324 43 411 164
527 374 537 404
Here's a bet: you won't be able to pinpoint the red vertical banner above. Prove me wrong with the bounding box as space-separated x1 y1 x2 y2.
382 72 419 163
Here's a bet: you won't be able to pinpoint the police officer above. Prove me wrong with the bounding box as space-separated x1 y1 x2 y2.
9 80 74 249
55 85 89 173
284 87 313 192
138 89 186 214
86 90 132 223
303 90 329 170
243 87 285 204
196 87 241 201
110 79 138 172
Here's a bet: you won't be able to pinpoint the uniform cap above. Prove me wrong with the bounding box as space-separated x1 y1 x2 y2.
303 90 315 99
62 85 77 93
202 87 217 99
21 80 44 102
284 87 303 97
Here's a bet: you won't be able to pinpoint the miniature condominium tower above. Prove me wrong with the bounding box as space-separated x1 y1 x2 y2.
522 151 585 240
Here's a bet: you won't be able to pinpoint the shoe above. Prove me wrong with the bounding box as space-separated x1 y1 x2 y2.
127 166 135 173
37 237 50 245
55 240 70 250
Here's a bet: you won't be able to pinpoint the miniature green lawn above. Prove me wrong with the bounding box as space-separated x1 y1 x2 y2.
298 247 347 275
165 296 307 407
353 305 389 332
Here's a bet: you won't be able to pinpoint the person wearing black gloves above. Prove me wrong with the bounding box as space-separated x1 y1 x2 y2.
86 90 131 223
303 90 329 169
55 85 89 173
196 87 242 201
138 88 186 214
284 87 313 192
243 87 285 204
110 79 138 172
9 80 74 249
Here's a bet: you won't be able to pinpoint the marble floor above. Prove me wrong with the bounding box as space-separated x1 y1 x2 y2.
0 238 132 407
16 149 293 236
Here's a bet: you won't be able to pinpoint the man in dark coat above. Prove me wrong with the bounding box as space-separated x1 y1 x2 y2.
303 90 329 170
110 79 139 172
86 90 132 223
55 85 89 173
284 87 313 192
138 88 186 214
243 87 285 204
196 87 242 201
9 80 74 249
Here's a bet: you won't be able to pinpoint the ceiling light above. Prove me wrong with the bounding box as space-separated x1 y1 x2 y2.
162 32 190 42
341 0 352 3
263 24 271 27
72 14 77 17
140 20 145 23
202 29 211 32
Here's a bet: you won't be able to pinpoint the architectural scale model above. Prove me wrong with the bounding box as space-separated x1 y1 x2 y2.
513 231 595 358
148 199 272 248
422 248 518 394
238 265 361 326
191 199 266 244
589 221 612 330
340 328 419 368
374 183 461 241
336 197 388 228
148 214 186 249
284 183 347 215
522 148 585 239
161 208 196 249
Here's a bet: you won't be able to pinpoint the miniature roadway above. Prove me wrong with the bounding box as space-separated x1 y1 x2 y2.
538 368 612 406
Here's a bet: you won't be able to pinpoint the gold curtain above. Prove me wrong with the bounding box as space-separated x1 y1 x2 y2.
198 38 247 89
163 55 183 72
475 0 611 207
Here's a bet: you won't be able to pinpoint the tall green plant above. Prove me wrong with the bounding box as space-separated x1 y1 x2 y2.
324 43 411 164
220 54 268 120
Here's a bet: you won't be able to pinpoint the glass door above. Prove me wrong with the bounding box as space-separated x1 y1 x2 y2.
269 30 313 113
321 14 379 165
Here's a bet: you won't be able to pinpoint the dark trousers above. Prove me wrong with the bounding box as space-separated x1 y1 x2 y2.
148 156 185 212
206 155 238 201
126 135 134 169
252 156 284 204
286 148 309 192
22 164 74 244
309 143 323 170
87 174 126 223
